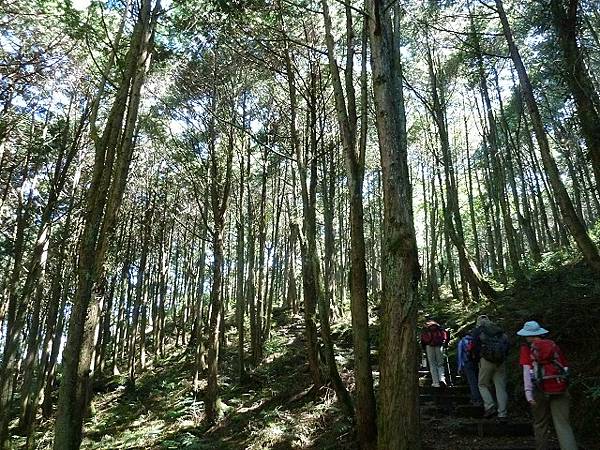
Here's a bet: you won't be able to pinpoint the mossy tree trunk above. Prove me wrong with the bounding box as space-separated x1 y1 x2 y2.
368 2 421 448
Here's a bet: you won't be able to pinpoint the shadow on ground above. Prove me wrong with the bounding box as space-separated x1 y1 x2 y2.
60 314 357 450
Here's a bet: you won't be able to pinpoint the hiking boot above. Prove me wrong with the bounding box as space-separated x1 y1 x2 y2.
496 415 508 423
439 380 447 388
431 383 440 388
483 407 497 419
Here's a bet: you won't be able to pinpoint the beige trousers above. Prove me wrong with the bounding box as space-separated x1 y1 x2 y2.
478 357 508 416
532 390 577 450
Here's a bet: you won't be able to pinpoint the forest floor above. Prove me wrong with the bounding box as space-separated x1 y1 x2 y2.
17 311 356 449
11 259 600 449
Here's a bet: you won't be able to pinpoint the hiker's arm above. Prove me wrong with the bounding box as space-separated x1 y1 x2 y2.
522 365 534 403
457 340 463 371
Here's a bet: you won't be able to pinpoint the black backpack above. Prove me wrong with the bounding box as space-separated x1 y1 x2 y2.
479 324 508 364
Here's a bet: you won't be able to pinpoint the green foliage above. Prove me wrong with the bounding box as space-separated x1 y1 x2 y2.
534 248 575 272
587 219 600 244
584 383 600 401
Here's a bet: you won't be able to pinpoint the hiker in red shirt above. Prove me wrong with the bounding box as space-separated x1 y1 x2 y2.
517 321 577 450
420 319 449 388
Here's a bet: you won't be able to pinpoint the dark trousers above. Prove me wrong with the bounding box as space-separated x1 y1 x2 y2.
463 360 482 404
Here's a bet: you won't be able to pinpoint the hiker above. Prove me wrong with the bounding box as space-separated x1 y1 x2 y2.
517 321 577 450
420 319 449 388
457 330 483 406
471 315 509 419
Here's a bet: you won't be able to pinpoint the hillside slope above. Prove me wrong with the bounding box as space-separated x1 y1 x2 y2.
14 262 600 449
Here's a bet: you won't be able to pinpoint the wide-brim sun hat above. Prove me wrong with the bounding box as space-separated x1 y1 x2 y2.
517 320 549 336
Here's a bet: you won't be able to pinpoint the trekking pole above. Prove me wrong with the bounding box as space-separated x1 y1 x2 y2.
444 352 453 386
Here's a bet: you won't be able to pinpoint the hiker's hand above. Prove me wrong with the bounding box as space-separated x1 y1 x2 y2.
529 400 536 406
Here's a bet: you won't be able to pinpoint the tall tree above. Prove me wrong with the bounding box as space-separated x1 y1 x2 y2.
368 2 421 449
53 1 160 447
321 0 377 446
205 67 235 423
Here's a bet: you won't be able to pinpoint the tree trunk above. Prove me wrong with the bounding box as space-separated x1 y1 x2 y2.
282 23 322 389
551 0 600 198
321 0 376 445
53 2 158 447
204 79 233 424
128 198 153 383
426 47 496 299
368 2 420 448
0 188 32 448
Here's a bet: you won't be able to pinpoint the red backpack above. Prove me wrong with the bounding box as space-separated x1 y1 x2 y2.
530 339 569 395
421 325 448 347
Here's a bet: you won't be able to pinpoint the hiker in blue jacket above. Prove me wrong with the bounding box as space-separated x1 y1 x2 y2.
457 330 483 406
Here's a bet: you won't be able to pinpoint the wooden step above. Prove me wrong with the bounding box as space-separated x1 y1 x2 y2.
474 443 574 450
472 447 537 450
454 404 487 418
454 420 533 438
419 384 470 395
419 393 471 405
420 403 453 417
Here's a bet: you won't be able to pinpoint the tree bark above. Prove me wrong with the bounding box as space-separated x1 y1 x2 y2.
321 1 376 446
205 79 234 424
368 2 420 448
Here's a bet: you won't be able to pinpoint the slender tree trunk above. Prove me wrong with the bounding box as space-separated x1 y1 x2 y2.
193 237 207 391
128 198 153 383
0 188 32 448
426 48 496 299
322 0 376 445
235 205 246 380
281 23 322 389
205 228 225 423
368 2 420 448
474 56 522 277
465 134 483 275
53 3 158 447
204 77 233 423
